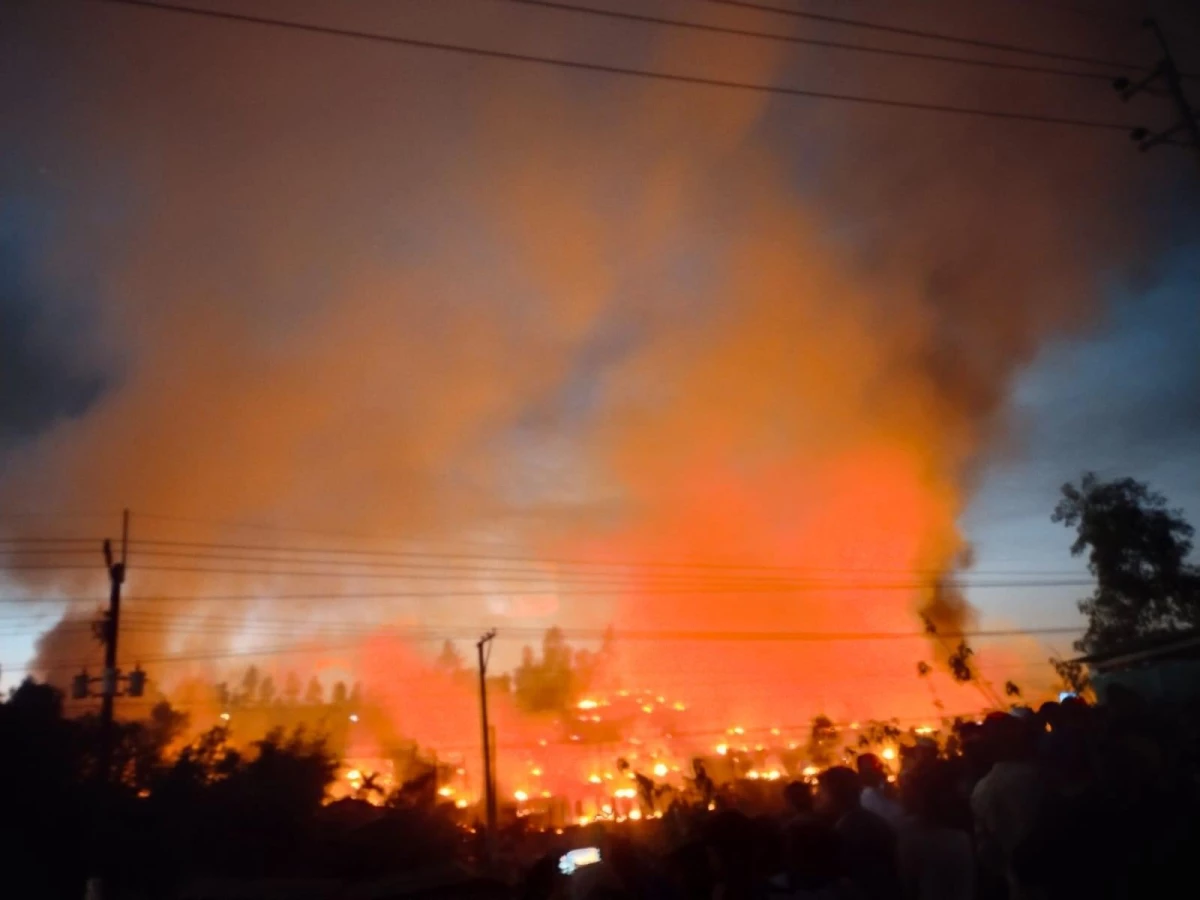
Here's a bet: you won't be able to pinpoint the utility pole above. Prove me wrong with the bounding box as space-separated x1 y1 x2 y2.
84 509 130 900
1117 18 1200 170
476 628 498 855
98 509 129 781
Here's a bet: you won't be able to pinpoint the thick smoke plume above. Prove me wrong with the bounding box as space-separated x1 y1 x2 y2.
2 0 1195 766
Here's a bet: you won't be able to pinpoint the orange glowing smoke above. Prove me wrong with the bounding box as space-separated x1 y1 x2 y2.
0 0 1141 800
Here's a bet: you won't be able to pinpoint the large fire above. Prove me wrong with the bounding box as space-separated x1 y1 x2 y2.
0 0 1131 825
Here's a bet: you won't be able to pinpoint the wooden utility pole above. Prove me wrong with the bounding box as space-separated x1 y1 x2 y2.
476 629 498 853
1117 18 1200 170
85 509 129 900
97 509 129 781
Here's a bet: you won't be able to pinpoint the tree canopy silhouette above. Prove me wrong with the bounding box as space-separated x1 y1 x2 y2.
1054 472 1200 655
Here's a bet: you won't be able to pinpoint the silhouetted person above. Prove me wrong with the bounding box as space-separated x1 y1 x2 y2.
857 753 904 828
816 766 898 900
784 779 816 826
617 758 656 816
898 761 974 900
771 810 847 899
703 810 758 900
693 759 714 808
970 714 1043 900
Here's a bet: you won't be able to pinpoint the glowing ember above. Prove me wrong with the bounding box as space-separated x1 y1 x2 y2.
629 809 642 820
437 786 454 797
653 762 668 777
514 790 529 802
715 743 729 755
577 699 599 710
881 747 897 761
455 799 469 809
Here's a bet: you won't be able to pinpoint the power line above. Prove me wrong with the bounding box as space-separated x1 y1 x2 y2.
0 577 1095 607
1 533 1085 578
96 557 1088 592
994 0 1141 26
5 623 1083 671
0 564 105 572
5 613 1083 642
0 540 103 547
696 0 1176 74
85 0 1137 132
127 538 1084 578
495 0 1121 80
25 567 1098 592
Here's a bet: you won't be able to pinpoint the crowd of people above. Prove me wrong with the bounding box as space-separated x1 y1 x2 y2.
519 691 1200 900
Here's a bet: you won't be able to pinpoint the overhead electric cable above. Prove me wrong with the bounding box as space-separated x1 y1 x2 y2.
85 0 1138 132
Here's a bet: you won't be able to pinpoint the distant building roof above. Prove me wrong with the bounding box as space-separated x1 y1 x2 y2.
1075 628 1200 673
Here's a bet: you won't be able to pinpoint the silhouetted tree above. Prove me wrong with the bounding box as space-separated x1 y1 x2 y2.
331 680 348 705
1054 472 1200 655
112 700 190 789
0 680 88 895
259 675 276 705
304 676 324 705
284 671 301 704
513 627 584 713
434 639 464 674
947 642 974 683
807 715 839 766
1050 657 1091 695
240 664 260 704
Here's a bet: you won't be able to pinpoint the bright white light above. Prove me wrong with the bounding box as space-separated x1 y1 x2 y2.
653 763 668 778
349 713 359 723
514 790 528 802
